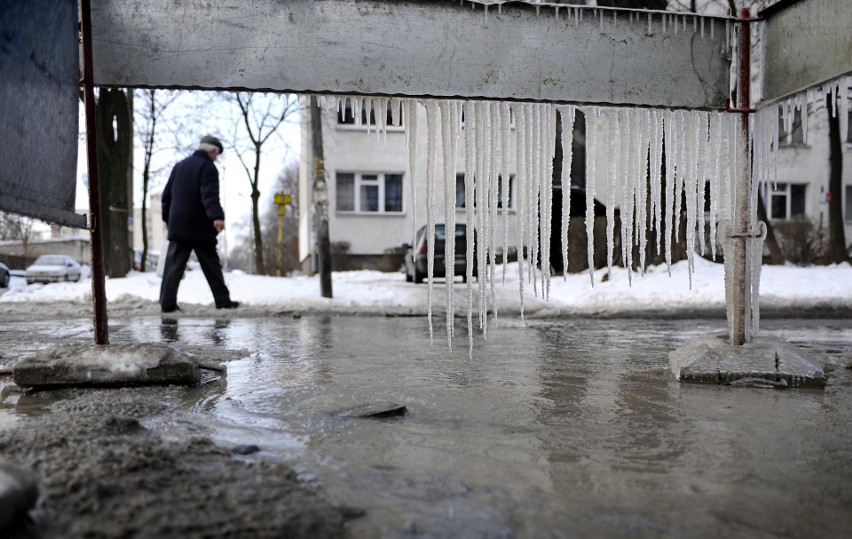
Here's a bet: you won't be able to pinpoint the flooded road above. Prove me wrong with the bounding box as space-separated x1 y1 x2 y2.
3 315 852 537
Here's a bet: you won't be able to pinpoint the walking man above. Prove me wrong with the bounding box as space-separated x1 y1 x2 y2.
159 135 239 313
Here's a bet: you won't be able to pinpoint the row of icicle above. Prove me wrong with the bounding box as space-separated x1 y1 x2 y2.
323 72 849 350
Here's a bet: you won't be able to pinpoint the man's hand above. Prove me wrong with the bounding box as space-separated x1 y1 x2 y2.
213 219 225 233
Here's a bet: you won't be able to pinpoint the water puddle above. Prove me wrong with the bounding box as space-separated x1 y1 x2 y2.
2 315 851 537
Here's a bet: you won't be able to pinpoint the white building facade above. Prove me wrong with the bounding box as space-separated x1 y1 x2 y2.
299 98 525 272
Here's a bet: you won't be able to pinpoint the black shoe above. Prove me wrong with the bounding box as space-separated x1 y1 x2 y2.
161 305 181 313
217 301 240 309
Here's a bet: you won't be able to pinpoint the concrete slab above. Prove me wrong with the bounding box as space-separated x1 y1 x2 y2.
0 462 38 535
669 334 827 388
12 343 202 388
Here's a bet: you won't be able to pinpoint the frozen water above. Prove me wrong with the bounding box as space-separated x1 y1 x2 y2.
325 29 846 347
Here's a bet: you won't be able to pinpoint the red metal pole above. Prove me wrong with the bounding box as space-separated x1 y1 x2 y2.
80 0 110 345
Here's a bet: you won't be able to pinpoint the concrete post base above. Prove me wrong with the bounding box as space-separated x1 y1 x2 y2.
669 334 827 388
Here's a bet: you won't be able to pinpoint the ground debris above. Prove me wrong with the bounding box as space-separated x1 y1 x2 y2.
335 402 407 419
0 388 352 538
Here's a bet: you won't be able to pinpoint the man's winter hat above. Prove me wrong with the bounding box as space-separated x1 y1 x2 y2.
200 135 224 155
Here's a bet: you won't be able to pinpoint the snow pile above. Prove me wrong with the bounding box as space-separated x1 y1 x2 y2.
2 260 850 319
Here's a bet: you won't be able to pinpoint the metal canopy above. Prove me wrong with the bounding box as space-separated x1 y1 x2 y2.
90 0 730 110
761 0 852 104
0 0 85 228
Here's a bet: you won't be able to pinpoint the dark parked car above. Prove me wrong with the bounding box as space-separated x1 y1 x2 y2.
0 260 10 288
403 223 476 283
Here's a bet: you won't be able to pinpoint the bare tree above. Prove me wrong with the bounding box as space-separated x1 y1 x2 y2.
134 89 182 271
228 92 298 275
0 212 36 261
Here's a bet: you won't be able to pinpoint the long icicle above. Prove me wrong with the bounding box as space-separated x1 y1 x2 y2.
464 100 476 352
424 100 439 345
558 105 575 280
584 107 598 286
440 100 455 350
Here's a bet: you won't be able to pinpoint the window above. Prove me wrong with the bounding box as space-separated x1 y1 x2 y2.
848 110 852 144
778 109 805 145
845 185 852 223
335 172 403 213
768 183 806 220
337 99 396 127
455 173 513 209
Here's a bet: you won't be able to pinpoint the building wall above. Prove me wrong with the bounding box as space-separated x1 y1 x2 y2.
773 107 852 245
299 99 524 270
132 193 166 254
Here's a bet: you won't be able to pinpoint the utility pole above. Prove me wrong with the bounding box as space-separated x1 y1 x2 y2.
274 192 291 277
311 96 333 298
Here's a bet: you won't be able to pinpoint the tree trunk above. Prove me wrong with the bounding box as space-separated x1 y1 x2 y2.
827 111 849 263
251 147 266 275
95 88 133 277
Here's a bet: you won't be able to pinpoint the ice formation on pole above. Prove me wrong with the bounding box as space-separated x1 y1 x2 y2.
319 7 846 350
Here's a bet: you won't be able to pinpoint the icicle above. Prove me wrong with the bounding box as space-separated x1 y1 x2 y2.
463 100 476 351
514 103 527 320
709 112 722 260
390 97 401 127
622 107 635 283
673 111 687 256
526 103 537 295
684 111 698 289
405 100 419 248
605 109 618 276
663 109 675 275
376 97 388 142
440 101 455 350
647 12 652 35
700 16 704 38
584 107 598 286
696 112 708 258
558 105 575 280
637 108 651 274
475 101 488 330
543 104 555 300
529 104 540 298
501 102 511 285
488 102 500 322
710 17 715 40
425 100 439 345
650 109 663 257
610 108 633 282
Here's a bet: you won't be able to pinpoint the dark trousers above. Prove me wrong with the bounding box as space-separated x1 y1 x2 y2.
159 240 231 310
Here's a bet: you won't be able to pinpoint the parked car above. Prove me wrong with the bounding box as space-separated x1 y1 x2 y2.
0 259 10 288
25 255 81 284
403 223 476 283
133 248 159 271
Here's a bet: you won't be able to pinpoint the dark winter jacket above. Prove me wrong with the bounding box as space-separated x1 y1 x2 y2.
162 150 225 245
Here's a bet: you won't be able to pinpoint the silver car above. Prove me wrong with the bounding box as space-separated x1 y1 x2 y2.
25 255 82 284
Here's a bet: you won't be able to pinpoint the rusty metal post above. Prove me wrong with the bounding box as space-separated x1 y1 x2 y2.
731 7 753 346
80 0 110 345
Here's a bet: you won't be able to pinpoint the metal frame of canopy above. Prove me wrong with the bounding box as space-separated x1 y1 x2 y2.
5 0 847 351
